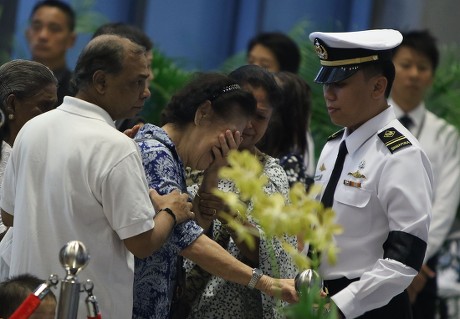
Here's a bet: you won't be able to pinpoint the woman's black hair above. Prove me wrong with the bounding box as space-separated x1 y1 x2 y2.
228 64 282 110
247 32 301 73
161 72 256 126
257 71 311 157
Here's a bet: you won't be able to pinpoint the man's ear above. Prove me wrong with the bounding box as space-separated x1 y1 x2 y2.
92 70 107 94
372 76 387 99
194 100 212 126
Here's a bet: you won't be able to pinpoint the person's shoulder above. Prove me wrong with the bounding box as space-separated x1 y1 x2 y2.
135 124 175 153
104 129 141 157
377 126 414 154
327 129 345 141
16 109 57 134
259 152 290 193
280 152 305 166
259 152 282 170
260 152 288 178
425 110 460 138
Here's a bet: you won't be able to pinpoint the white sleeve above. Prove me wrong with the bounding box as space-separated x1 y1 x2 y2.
425 130 460 260
101 152 155 240
0 147 16 216
332 259 416 317
333 147 433 318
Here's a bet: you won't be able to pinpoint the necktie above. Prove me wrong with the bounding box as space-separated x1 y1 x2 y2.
321 141 348 208
399 114 413 130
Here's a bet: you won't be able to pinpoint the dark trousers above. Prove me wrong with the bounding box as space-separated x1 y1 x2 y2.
411 255 438 319
325 277 413 319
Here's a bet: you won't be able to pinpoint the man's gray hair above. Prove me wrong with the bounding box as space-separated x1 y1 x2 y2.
71 34 146 91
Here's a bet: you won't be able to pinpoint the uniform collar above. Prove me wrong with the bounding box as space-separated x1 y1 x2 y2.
388 98 426 130
342 106 395 155
58 96 116 128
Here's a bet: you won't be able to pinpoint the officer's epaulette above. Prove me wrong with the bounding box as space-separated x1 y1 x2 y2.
327 129 345 141
378 127 412 154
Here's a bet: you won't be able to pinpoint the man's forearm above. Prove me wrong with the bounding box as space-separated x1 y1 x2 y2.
124 212 175 259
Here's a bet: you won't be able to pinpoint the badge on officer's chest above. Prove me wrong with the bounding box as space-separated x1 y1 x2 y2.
348 170 366 179
315 163 326 181
344 161 366 188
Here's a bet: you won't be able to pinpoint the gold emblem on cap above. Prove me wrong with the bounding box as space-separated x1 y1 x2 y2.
319 163 326 171
384 130 395 138
314 39 328 60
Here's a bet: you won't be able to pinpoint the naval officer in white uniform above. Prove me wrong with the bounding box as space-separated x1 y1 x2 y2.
310 29 433 318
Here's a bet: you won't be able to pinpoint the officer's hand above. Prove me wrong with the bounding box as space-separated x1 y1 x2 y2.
149 189 194 224
407 264 435 303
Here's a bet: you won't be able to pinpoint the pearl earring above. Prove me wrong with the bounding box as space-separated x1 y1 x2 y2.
8 114 14 120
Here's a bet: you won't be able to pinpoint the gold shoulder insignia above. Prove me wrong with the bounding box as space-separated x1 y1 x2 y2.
327 129 345 141
378 127 412 154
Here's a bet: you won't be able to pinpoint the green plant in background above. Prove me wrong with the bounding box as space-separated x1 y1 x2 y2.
215 149 342 319
426 45 460 129
141 48 193 125
219 51 246 74
71 0 109 34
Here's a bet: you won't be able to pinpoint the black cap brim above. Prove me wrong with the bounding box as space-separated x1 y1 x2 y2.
314 65 361 84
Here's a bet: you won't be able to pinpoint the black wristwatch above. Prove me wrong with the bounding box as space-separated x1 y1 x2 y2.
247 268 263 289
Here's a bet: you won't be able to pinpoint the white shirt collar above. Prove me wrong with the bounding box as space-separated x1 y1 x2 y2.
388 97 426 131
342 106 396 155
58 96 116 128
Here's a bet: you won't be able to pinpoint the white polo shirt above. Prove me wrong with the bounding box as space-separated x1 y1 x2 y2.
0 97 155 319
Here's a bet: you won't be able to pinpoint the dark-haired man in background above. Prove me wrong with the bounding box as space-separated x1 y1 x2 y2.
26 0 76 106
389 30 460 319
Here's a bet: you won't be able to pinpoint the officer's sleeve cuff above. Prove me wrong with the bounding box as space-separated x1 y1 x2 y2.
331 288 357 319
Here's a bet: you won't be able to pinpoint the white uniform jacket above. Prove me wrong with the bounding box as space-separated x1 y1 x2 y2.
314 106 433 318
391 100 460 261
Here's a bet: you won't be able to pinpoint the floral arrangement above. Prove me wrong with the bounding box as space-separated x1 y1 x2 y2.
214 149 343 318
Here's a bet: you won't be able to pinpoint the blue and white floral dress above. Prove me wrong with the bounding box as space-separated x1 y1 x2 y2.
132 124 203 319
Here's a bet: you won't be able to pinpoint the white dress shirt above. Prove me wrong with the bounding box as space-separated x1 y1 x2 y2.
391 99 460 261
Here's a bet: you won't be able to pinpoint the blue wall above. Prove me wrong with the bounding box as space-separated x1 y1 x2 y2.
12 0 374 71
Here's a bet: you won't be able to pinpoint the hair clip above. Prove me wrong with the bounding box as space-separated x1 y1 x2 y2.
210 84 241 101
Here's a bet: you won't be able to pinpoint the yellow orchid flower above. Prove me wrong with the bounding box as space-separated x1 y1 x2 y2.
215 149 342 271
